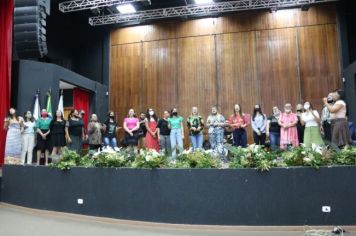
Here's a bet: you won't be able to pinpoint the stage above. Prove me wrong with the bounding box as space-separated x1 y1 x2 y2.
1 165 356 226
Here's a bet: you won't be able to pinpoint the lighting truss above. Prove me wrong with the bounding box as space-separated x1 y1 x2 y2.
88 0 338 26
59 0 151 13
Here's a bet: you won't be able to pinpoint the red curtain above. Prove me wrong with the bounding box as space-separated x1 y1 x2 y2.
73 88 90 128
0 0 13 166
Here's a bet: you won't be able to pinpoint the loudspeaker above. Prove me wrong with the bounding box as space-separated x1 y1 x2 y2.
14 0 50 59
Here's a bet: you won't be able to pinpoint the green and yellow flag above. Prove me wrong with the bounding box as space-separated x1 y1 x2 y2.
46 90 52 118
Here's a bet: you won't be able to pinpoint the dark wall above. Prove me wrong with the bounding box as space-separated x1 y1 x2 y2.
15 60 108 121
2 165 356 226
344 0 356 64
338 0 356 66
344 61 356 122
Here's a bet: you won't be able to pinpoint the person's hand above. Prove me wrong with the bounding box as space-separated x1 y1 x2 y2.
182 134 184 139
191 127 196 131
257 131 261 136
266 131 270 137
320 126 324 133
323 97 328 104
67 137 72 144
129 131 133 136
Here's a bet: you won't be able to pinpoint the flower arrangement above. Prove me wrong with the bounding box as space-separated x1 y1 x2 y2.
172 149 221 169
131 149 167 168
42 145 356 171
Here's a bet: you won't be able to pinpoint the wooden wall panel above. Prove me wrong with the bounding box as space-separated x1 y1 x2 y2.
216 32 258 121
298 24 341 110
142 39 178 116
110 43 142 125
177 35 216 141
257 28 300 112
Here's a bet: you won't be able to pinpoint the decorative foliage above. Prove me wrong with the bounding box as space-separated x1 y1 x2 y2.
93 148 131 168
49 148 92 170
333 147 356 165
45 145 356 171
131 149 168 168
173 149 221 169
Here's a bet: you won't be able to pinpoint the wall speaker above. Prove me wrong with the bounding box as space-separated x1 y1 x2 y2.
14 0 50 59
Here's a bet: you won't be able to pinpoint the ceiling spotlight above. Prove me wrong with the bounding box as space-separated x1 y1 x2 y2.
116 4 136 14
194 0 214 4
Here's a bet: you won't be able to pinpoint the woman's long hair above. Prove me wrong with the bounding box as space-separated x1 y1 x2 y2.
252 105 265 121
233 104 242 117
23 111 34 122
105 110 116 123
55 111 64 122
67 109 77 120
146 108 158 122
7 108 19 121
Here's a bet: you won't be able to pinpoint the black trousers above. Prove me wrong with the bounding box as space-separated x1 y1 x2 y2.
253 132 266 146
322 121 332 142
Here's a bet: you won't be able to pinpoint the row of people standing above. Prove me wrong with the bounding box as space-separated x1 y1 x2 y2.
4 90 351 165
4 108 90 165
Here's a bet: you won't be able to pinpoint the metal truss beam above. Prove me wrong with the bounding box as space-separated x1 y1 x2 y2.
59 0 151 13
88 0 338 26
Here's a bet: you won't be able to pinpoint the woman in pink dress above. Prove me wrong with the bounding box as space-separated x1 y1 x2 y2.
145 108 160 151
278 103 299 149
123 109 140 153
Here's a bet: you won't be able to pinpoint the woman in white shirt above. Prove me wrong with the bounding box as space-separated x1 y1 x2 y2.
21 111 36 164
301 102 324 148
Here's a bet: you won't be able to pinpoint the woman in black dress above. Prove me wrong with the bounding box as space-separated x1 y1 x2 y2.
65 109 84 153
50 110 66 157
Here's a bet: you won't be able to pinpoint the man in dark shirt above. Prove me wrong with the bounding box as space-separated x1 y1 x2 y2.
157 111 171 155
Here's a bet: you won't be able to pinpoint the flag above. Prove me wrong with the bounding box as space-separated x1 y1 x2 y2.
33 91 41 120
57 90 64 114
46 90 52 118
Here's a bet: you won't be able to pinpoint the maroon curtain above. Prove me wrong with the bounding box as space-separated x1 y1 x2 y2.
73 88 90 128
0 0 13 166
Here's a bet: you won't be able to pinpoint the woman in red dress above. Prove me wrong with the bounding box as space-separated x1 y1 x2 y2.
145 108 160 151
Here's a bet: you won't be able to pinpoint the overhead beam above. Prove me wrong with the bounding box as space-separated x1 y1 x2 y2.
59 0 151 13
88 0 339 26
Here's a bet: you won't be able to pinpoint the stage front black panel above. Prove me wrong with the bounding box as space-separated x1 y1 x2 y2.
2 165 356 226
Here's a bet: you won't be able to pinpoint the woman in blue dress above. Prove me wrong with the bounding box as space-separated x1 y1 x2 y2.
4 108 23 162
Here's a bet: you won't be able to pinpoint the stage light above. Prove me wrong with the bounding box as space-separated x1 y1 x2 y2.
194 0 214 5
116 4 136 14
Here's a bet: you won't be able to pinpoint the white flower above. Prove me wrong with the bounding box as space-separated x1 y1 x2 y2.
204 149 214 154
145 155 152 162
311 143 323 154
102 147 116 154
303 157 311 163
182 149 191 155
